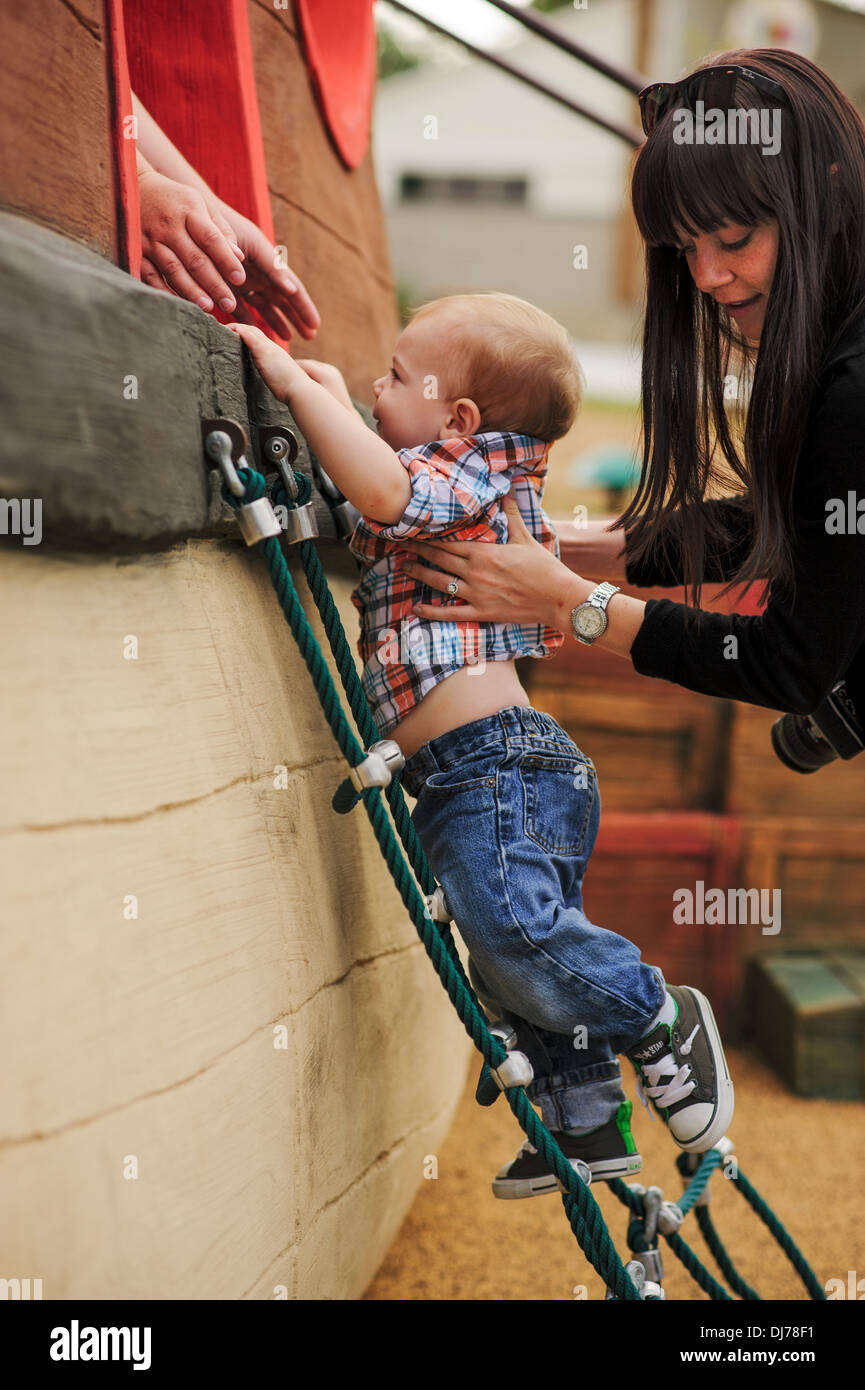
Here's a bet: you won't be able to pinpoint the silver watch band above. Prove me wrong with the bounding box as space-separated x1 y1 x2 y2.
587 581 620 610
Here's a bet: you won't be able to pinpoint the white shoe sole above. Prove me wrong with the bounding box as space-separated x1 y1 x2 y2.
671 987 735 1153
491 1152 641 1198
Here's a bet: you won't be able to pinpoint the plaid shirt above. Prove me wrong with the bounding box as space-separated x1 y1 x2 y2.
349 432 564 737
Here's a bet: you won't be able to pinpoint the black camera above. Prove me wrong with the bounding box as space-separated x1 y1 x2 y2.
771 679 865 774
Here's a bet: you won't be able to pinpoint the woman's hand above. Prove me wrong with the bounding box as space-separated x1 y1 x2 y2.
138 169 247 314
137 166 320 341
399 489 584 629
211 201 320 342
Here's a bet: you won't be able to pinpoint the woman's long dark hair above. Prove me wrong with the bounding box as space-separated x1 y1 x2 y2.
618 49 865 611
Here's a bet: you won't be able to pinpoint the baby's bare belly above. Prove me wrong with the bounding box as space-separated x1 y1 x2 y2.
391 660 531 760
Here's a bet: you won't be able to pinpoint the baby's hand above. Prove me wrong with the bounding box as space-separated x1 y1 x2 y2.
296 360 354 411
227 322 303 401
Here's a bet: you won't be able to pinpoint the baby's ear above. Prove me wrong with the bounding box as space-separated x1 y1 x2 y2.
450 397 482 436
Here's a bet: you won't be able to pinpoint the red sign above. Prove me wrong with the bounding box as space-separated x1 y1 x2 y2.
295 0 376 170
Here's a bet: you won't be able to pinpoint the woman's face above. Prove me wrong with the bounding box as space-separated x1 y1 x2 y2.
673 221 779 344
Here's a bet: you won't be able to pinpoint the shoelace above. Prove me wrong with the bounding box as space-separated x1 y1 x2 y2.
635 1024 701 1119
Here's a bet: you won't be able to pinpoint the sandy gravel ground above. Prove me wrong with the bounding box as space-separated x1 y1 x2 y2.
363 1045 865 1302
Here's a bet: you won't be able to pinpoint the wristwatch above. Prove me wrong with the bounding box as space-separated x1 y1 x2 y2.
570 581 621 645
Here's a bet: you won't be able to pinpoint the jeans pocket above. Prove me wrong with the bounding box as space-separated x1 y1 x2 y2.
422 743 501 794
518 748 596 855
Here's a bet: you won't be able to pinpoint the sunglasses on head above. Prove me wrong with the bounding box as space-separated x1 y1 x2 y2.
638 64 789 137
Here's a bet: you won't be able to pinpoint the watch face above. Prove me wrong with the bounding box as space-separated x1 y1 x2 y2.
576 605 606 638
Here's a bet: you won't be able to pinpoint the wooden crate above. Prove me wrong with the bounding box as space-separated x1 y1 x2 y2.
739 818 865 947
744 951 865 1099
729 703 865 818
521 577 759 814
582 812 743 1031
525 676 730 813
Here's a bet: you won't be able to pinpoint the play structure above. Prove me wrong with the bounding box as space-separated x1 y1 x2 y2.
1 0 858 1301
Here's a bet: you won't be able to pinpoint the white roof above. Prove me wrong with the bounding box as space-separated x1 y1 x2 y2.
374 0 649 218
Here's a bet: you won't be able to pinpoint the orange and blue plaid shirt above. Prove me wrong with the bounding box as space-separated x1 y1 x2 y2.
349 432 565 737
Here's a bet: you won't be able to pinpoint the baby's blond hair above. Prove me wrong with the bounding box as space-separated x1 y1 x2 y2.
410 292 583 442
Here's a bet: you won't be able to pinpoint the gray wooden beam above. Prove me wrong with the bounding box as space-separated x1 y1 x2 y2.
0 212 360 550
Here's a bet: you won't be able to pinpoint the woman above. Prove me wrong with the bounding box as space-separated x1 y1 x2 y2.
397 49 865 769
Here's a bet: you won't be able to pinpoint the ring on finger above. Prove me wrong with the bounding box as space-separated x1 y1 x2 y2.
446 577 459 598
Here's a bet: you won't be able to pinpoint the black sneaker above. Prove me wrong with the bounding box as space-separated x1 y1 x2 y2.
625 986 734 1153
491 1101 642 1198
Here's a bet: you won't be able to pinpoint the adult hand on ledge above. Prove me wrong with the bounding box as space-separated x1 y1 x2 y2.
138 168 248 317
133 90 320 342
210 200 320 342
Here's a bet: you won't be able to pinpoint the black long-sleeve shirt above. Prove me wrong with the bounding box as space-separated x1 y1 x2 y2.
624 308 865 724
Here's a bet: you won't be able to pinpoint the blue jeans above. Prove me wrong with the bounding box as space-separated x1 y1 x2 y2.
400 704 666 1133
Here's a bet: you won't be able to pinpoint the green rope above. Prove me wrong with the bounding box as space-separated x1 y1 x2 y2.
272 472 468 980
665 1232 733 1300
675 1154 824 1300
609 1166 734 1301
731 1169 827 1301
694 1207 760 1300
676 1149 725 1215
224 465 641 1300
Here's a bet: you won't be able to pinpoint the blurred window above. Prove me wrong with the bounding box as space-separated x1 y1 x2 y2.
399 174 528 205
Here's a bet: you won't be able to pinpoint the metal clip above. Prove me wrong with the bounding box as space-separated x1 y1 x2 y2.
258 426 319 544
313 458 362 538
282 502 319 545
486 1021 533 1090
425 886 453 923
489 1051 534 1090
258 426 299 497
657 1200 684 1235
643 1186 663 1245
489 1021 518 1052
237 496 283 545
556 1158 592 1194
607 1260 646 1301
640 1249 664 1284
348 739 405 793
203 422 281 546
635 1184 665 1287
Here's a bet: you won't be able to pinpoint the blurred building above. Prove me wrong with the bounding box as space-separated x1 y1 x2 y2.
374 0 865 345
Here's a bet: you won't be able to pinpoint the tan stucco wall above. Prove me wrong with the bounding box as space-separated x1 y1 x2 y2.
0 539 472 1299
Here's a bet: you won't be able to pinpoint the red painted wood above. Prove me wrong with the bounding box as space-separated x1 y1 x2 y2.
594 812 742 862
295 0 376 169
121 0 276 333
104 0 141 276
589 812 745 1030
123 0 273 239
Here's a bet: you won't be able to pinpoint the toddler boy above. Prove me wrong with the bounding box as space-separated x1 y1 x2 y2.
229 293 734 1194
